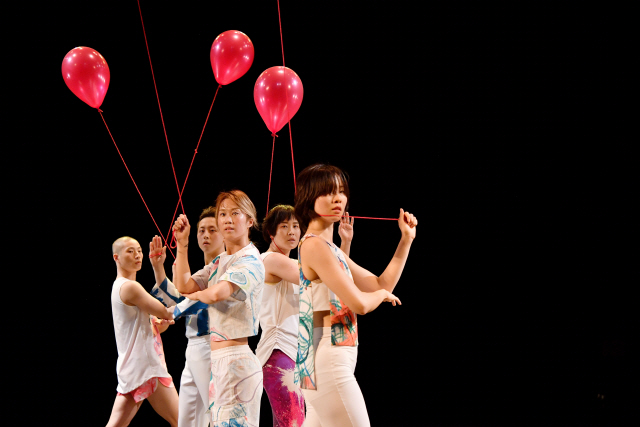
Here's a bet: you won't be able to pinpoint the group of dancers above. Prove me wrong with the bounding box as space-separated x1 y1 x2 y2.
108 163 418 427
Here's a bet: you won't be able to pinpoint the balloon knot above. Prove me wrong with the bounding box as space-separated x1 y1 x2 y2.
272 133 279 138
98 109 103 113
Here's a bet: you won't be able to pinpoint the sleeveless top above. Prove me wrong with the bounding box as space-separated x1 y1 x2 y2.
294 234 358 390
255 251 300 366
111 277 169 393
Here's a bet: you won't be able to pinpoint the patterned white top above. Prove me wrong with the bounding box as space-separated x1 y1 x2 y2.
192 242 265 341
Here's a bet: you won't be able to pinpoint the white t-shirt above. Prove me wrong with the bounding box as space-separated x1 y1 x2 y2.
191 243 265 341
111 277 169 393
255 252 300 366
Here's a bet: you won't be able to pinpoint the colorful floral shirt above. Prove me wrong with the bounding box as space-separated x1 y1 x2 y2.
295 234 358 390
192 242 265 341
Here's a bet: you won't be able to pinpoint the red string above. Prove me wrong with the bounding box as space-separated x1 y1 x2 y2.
165 85 222 248
319 214 397 221
277 0 286 67
270 238 286 255
98 110 175 258
288 121 296 194
266 133 276 216
137 0 184 213
276 0 296 194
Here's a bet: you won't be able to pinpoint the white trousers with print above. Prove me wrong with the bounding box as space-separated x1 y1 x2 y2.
209 344 263 427
302 327 370 427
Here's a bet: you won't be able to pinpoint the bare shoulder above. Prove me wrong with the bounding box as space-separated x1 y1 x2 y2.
119 280 144 306
299 235 327 253
300 236 334 266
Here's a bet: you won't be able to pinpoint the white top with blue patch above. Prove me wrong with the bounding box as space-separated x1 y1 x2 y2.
151 277 210 339
191 243 265 341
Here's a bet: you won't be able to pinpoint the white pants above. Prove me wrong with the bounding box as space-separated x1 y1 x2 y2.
302 327 370 427
179 337 211 427
209 345 263 426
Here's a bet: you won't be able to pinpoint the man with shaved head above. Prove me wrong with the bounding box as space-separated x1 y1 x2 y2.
107 236 179 427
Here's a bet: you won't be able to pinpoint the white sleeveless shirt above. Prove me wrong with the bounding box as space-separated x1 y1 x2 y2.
255 252 300 366
111 277 169 393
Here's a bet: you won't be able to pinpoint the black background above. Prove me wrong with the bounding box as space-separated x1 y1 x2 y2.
14 1 633 426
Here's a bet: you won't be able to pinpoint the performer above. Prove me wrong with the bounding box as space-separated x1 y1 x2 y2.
107 236 179 427
173 190 265 427
150 206 224 427
257 204 354 426
294 164 418 427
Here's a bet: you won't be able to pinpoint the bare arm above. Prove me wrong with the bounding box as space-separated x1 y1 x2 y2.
182 280 237 304
347 208 417 293
263 253 299 284
120 281 175 320
301 238 400 315
172 214 201 294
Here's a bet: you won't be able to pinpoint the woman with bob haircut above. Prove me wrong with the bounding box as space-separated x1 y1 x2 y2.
256 204 353 426
294 163 417 427
172 190 265 427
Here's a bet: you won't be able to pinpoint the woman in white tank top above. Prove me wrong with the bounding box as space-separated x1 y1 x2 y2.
293 164 418 427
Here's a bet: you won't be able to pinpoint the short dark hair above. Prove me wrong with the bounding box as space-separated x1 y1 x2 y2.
262 205 296 243
294 164 349 233
197 205 216 228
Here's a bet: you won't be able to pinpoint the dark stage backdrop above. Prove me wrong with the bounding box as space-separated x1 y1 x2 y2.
19 1 632 426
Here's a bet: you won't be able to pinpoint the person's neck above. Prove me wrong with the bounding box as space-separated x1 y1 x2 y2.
116 267 136 281
306 219 334 243
204 249 224 265
269 242 291 257
225 236 250 255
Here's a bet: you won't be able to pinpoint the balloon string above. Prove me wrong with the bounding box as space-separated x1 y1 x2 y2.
98 110 175 259
288 121 296 194
165 85 222 249
276 0 296 194
270 238 286 255
267 133 276 216
137 0 184 214
277 0 285 67
319 214 397 221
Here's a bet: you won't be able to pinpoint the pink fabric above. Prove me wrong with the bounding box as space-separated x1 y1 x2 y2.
152 321 174 387
263 349 305 427
117 377 173 403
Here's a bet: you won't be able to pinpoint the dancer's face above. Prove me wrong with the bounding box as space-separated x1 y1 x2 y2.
197 217 224 259
217 198 253 242
115 239 143 272
272 217 301 251
313 177 347 222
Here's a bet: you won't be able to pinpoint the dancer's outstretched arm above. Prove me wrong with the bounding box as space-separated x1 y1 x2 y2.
347 208 417 293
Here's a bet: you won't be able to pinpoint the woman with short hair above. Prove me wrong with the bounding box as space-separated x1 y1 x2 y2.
294 164 418 427
173 190 265 427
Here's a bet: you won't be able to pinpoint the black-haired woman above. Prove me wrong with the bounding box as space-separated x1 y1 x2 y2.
294 164 417 427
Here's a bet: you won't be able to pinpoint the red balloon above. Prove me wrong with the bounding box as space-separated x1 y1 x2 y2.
61 47 110 109
210 30 254 85
254 67 303 135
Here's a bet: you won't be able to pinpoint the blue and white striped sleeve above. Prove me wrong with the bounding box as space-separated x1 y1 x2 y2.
173 298 208 320
151 277 184 308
